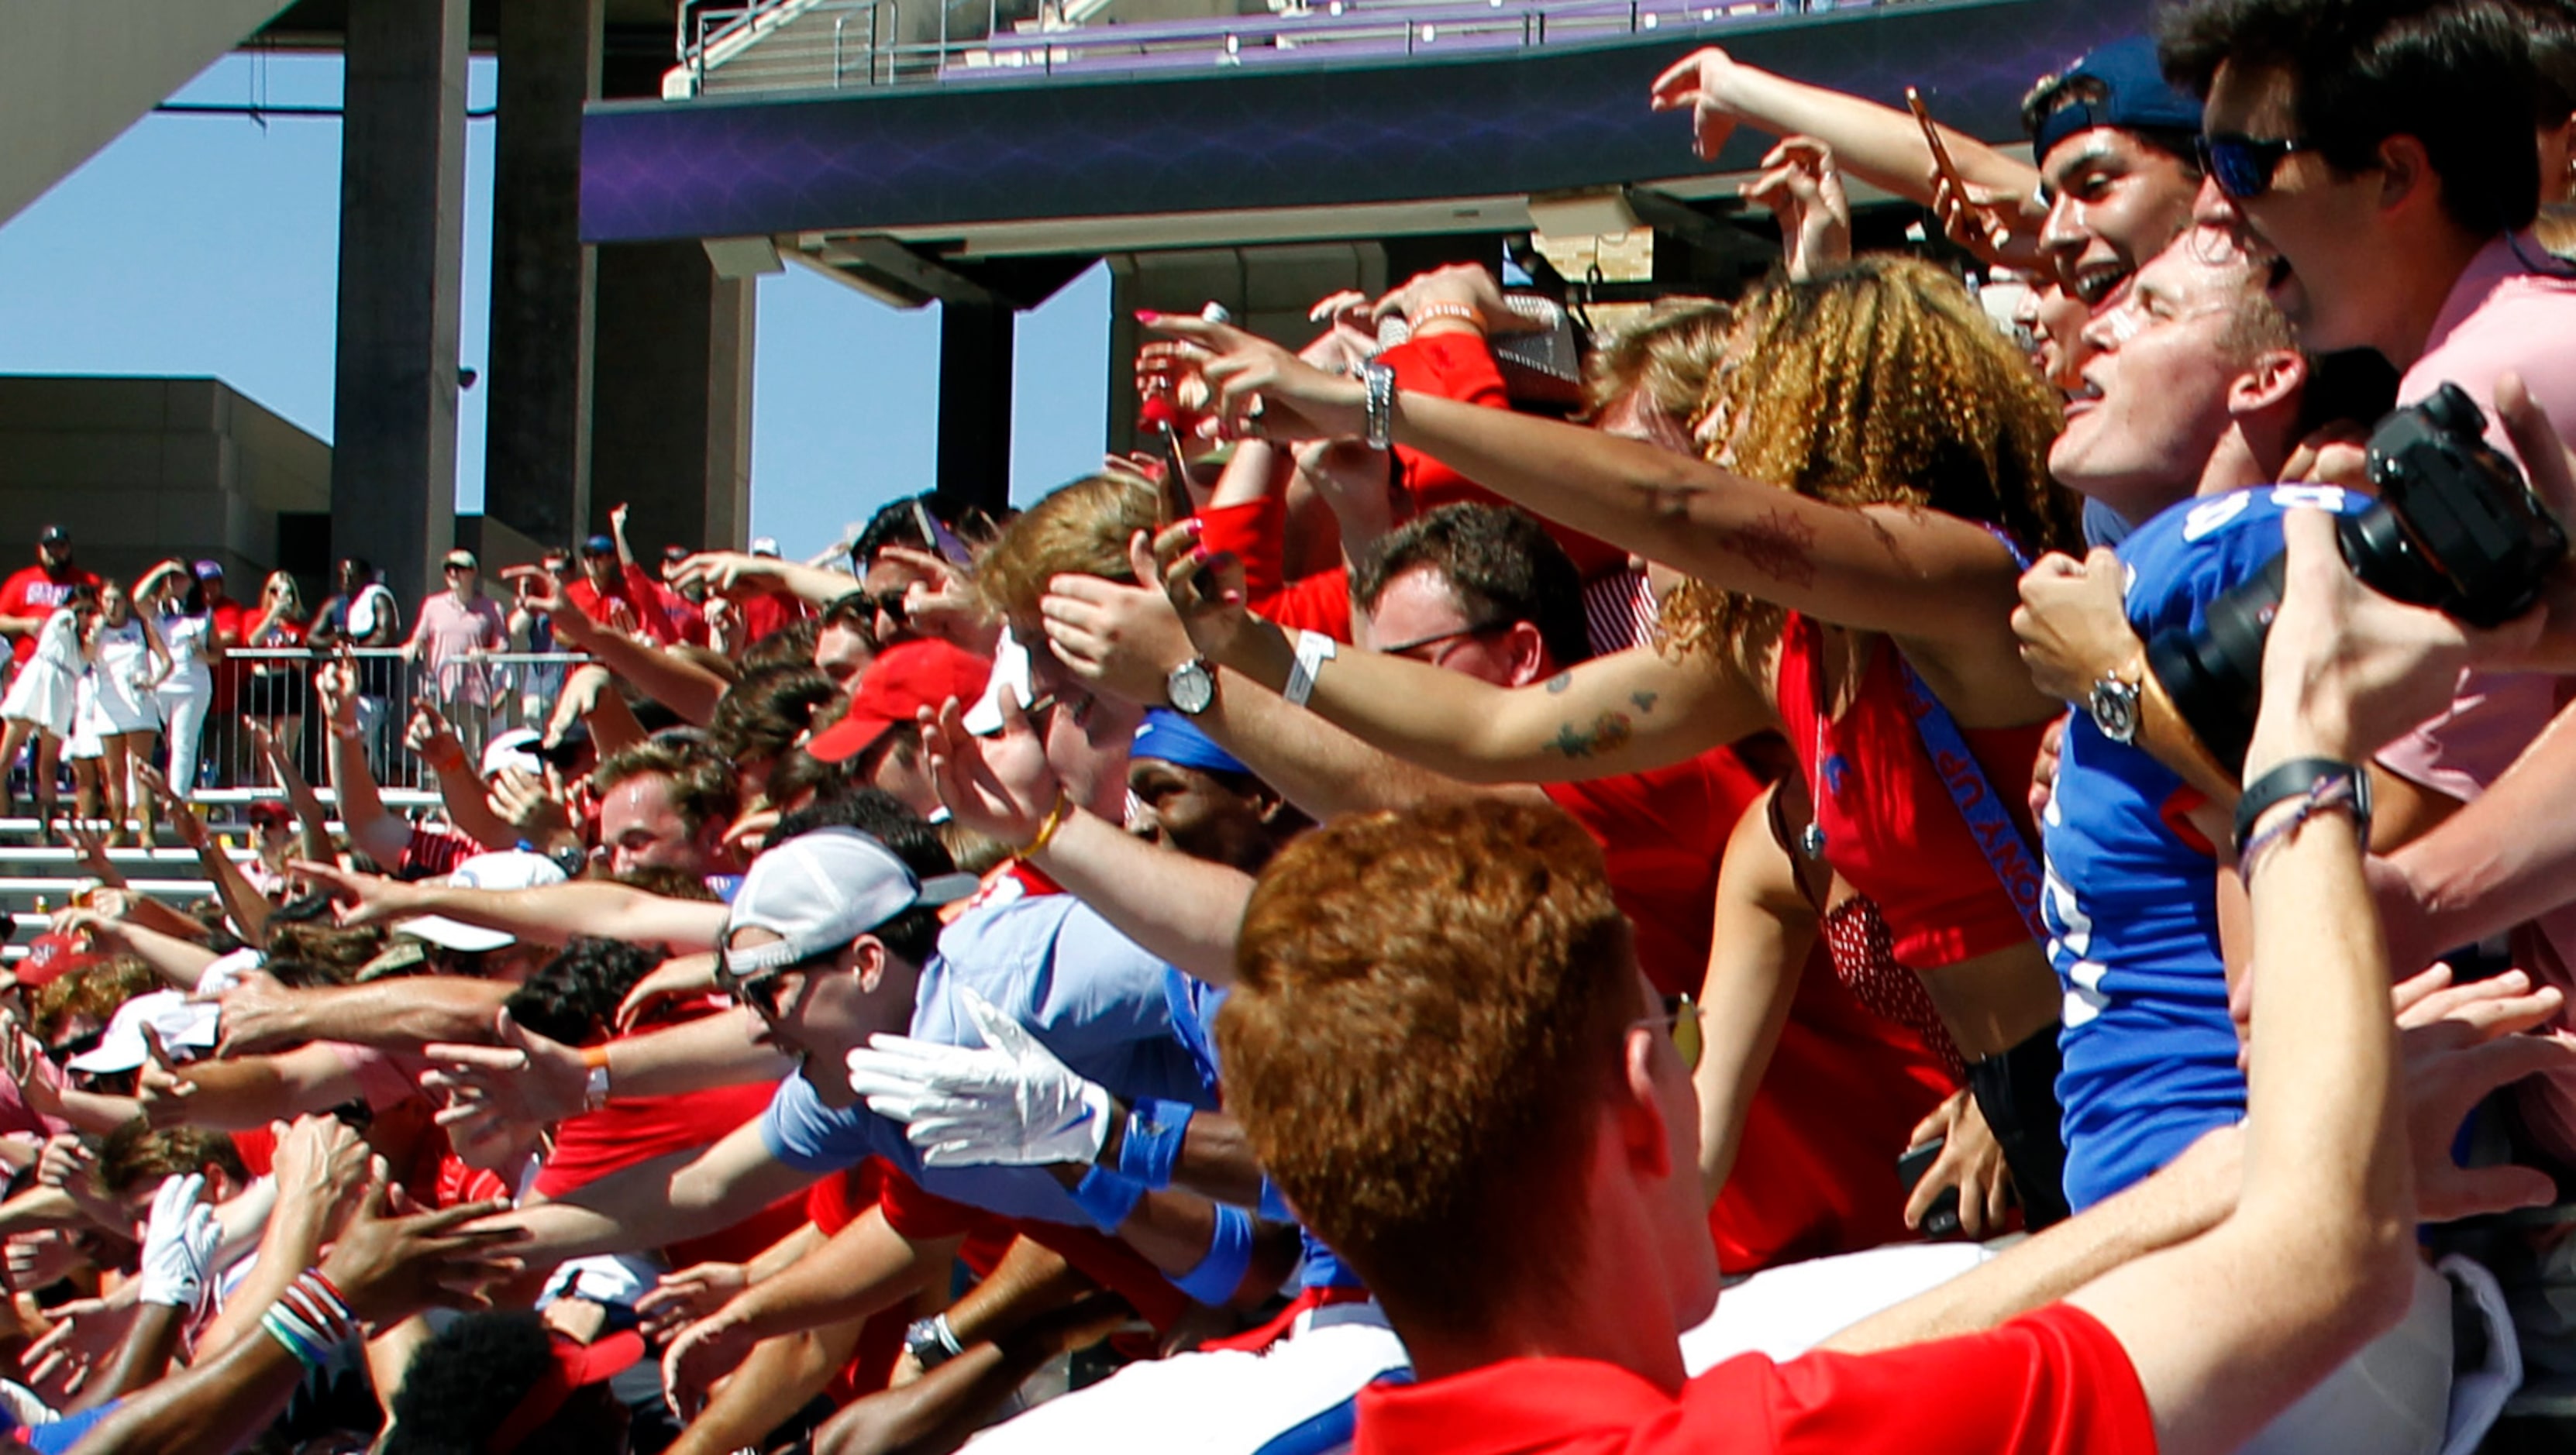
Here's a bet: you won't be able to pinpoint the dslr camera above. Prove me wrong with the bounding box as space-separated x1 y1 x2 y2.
2147 383 2566 772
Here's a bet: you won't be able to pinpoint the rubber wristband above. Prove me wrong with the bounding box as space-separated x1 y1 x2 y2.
2233 757 2370 856
261 1309 323 1372
1068 1163 1146 1233
1284 631 1337 709
1114 1099 1193 1191
1014 789 1074 860
1173 1203 1256 1305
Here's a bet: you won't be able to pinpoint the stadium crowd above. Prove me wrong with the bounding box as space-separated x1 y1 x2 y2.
1 1 2575 1451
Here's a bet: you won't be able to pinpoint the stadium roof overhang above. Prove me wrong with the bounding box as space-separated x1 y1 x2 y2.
580 0 2156 305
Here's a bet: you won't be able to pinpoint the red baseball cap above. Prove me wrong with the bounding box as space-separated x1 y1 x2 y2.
806 640 994 765
12 931 103 989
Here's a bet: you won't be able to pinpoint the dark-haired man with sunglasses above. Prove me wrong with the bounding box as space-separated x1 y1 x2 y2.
2164 0 2576 958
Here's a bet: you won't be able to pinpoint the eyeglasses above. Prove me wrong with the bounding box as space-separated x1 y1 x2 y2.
1638 993 1704 1072
715 951 829 1020
1376 619 1509 664
2197 132 2317 201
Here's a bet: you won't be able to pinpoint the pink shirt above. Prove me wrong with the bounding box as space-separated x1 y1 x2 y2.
2371 232 2576 1161
408 590 508 701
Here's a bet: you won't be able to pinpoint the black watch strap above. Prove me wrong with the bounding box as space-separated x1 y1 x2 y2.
2233 757 2371 857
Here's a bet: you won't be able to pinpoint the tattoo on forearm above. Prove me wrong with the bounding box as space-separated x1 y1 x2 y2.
1631 691 1658 712
1545 672 1572 693
1547 713 1636 759
1719 508 1820 589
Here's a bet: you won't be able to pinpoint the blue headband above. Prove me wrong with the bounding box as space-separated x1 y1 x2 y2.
1133 710 1251 778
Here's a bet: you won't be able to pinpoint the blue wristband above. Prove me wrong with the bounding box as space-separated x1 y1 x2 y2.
1069 1163 1145 1233
1114 1099 1193 1191
1173 1203 1256 1305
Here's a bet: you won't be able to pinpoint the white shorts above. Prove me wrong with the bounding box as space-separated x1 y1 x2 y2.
964 1303 1409 1455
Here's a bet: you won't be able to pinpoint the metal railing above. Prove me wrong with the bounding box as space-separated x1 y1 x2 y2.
668 0 1873 97
675 0 908 95
202 648 591 798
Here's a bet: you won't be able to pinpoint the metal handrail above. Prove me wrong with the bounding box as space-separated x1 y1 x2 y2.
670 0 1872 96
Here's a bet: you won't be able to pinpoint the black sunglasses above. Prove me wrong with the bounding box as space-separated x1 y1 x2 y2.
2197 132 2318 200
715 951 832 1019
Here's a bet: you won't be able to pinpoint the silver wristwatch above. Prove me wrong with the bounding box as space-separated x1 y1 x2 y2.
1166 657 1217 716
1361 362 1396 451
2088 673 2142 745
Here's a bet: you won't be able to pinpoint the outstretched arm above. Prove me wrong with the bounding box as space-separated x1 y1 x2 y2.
1151 315 2051 676
291 859 728 951
1036 568 1529 820
1169 552 1761 784
525 573 727 725
215 972 515 1057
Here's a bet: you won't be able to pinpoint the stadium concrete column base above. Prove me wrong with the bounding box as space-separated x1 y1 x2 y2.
329 0 470 608
482 0 604 561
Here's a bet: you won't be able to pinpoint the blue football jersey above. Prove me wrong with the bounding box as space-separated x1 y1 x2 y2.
2043 484 2369 1209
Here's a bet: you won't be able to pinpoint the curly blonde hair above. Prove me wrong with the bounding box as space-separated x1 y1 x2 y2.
1662 257 2076 663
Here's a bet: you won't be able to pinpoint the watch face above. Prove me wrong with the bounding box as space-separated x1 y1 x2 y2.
2089 680 2139 742
1167 661 1215 715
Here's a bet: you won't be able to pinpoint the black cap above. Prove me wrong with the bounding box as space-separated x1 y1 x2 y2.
36 526 68 545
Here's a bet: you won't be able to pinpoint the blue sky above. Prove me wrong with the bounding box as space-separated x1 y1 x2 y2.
0 50 1107 560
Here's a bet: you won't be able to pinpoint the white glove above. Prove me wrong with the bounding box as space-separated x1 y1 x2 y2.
137 1173 219 1310
845 987 1114 1168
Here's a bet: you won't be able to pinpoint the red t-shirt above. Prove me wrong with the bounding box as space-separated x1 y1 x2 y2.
1379 335 1625 580
736 591 811 649
1713 944 1954 1273
532 1079 808 1268
1195 497 1353 643
0 564 101 665
565 563 680 645
1353 1304 2152 1455
653 583 711 648
207 600 250 712
1541 747 1765 1000
399 822 484 878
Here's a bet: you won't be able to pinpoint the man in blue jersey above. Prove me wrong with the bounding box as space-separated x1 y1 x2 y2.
2013 229 2464 1453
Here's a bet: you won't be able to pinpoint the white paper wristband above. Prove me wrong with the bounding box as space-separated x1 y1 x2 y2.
1284 630 1338 708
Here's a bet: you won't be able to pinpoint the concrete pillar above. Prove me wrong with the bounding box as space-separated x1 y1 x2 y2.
481 0 602 559
936 300 1014 521
590 241 755 556
329 0 470 607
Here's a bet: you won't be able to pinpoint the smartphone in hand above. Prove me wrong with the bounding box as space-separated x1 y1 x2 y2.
1896 1137 1965 1240
1905 86 1971 198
